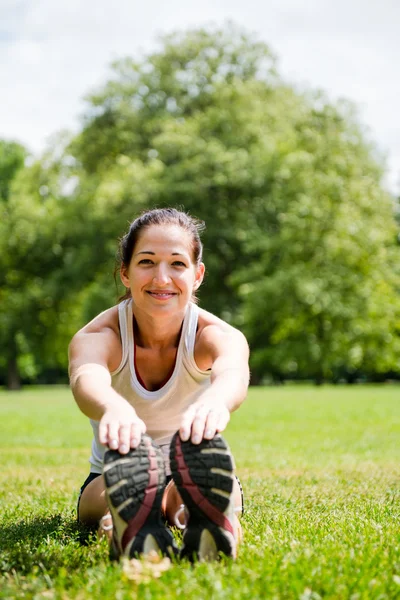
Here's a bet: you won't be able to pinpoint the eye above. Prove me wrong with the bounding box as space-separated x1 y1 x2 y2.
138 259 154 265
172 260 187 267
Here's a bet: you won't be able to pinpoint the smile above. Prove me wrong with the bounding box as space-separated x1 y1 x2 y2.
146 291 177 299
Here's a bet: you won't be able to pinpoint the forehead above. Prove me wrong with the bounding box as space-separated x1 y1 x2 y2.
135 224 193 255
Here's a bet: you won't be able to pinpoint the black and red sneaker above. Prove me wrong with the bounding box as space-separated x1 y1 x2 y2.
103 434 177 559
170 431 237 561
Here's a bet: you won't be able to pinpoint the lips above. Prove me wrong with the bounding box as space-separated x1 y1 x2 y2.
146 291 177 299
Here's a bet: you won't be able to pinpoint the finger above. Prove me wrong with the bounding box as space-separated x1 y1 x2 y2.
190 410 209 444
118 424 131 454
99 420 109 445
107 422 120 450
179 407 196 441
130 420 145 449
203 410 219 440
215 409 230 433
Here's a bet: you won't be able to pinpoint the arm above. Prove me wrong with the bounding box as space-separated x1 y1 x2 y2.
179 324 250 444
69 322 146 454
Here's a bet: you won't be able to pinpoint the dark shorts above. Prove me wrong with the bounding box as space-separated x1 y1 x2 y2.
77 472 102 516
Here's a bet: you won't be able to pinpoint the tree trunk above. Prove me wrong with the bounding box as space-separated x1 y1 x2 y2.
249 372 262 386
345 372 358 384
7 348 21 390
314 374 324 386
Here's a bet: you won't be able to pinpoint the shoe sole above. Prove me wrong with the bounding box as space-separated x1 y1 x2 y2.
170 432 236 561
103 434 176 558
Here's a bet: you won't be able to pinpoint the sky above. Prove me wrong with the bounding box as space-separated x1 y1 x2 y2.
1 0 399 194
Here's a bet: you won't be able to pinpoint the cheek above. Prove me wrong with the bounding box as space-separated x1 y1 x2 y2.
136 273 152 286
176 271 196 287
128 269 149 288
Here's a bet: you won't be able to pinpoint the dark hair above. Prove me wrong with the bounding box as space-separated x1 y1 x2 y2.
117 208 205 301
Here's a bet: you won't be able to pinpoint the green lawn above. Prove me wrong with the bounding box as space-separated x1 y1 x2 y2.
1 385 399 599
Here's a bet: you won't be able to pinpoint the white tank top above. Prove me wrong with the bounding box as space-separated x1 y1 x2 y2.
88 299 211 474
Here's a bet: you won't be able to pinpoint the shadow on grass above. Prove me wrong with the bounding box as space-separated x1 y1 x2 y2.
0 514 100 576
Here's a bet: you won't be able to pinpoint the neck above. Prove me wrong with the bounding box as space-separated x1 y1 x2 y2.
132 306 187 349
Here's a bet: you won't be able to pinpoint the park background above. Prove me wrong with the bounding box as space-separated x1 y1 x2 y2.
1 3 400 599
2 5 400 389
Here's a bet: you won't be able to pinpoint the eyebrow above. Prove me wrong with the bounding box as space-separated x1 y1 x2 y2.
136 251 188 256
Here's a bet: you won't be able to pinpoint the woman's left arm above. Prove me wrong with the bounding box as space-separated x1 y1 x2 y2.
179 324 250 444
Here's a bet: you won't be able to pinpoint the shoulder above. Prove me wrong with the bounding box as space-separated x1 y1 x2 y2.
69 305 122 372
196 306 248 343
194 306 249 369
76 304 121 337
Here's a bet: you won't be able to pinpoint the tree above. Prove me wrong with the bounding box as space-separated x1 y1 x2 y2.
231 100 400 382
71 24 400 382
2 25 399 385
0 140 28 388
71 24 280 318
0 140 26 203
0 134 116 388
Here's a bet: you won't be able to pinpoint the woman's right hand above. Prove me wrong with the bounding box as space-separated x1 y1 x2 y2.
99 402 146 454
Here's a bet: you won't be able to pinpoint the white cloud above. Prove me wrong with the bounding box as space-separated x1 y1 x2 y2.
0 0 399 193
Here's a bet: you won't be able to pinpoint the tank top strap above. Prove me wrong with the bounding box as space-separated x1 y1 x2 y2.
185 302 199 358
110 300 130 375
183 303 209 377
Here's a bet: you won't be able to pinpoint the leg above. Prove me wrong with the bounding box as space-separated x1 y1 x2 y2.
78 474 108 525
162 479 186 527
78 475 113 540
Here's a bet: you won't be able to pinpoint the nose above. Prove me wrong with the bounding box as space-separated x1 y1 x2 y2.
153 263 171 286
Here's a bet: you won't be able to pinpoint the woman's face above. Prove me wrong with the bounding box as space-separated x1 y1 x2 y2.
120 224 205 317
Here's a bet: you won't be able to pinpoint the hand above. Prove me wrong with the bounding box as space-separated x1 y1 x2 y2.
99 402 146 454
179 400 230 445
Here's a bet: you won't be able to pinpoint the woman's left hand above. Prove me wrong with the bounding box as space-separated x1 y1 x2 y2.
179 400 230 445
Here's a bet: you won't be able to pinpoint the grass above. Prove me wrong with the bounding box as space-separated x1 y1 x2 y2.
0 385 400 599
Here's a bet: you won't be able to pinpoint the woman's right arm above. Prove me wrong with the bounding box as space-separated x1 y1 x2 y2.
68 321 146 454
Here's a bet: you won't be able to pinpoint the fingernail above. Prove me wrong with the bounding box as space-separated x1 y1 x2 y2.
131 438 139 447
110 439 118 449
205 430 213 439
120 444 128 453
180 431 189 442
192 434 201 444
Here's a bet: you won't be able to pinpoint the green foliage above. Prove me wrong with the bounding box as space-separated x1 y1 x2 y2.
74 24 276 174
1 24 400 383
0 139 26 202
0 134 114 383
1 385 400 598
229 98 400 381
71 25 400 381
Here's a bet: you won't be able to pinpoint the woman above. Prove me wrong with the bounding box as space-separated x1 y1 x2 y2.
69 208 249 561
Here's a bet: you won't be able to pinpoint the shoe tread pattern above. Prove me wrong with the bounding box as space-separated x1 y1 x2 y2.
170 432 235 560
103 435 176 558
103 436 165 522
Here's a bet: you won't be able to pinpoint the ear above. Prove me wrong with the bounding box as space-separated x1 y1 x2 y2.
120 264 130 288
193 262 205 291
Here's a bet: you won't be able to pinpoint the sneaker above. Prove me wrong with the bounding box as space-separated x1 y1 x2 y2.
169 431 237 561
103 434 177 559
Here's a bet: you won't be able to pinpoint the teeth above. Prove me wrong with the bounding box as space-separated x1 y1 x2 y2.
150 292 173 297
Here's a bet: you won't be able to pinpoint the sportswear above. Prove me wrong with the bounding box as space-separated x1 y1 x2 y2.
88 300 210 475
103 435 178 558
170 432 237 560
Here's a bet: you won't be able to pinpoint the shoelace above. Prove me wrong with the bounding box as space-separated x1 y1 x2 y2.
99 513 113 531
173 504 242 529
174 504 189 529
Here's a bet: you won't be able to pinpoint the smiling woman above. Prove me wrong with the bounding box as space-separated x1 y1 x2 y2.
120 221 204 312
68 207 250 562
